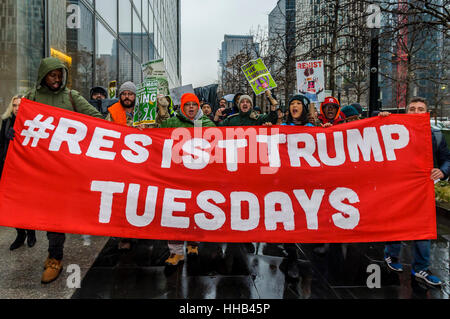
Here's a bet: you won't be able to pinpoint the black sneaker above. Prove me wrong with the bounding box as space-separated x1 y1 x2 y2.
10 235 26 250
26 230 36 248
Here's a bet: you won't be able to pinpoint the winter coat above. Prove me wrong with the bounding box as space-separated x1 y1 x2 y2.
432 128 450 179
161 109 215 128
0 115 15 177
217 109 278 127
318 102 346 125
24 57 103 119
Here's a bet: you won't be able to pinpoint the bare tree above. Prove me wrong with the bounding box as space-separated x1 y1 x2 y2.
374 0 449 111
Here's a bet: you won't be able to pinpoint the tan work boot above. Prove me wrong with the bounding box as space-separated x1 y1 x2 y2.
41 258 63 284
165 253 184 266
186 245 199 256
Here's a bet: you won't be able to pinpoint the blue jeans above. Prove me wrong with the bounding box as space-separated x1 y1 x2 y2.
384 240 430 272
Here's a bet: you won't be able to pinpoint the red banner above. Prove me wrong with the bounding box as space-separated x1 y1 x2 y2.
0 98 436 243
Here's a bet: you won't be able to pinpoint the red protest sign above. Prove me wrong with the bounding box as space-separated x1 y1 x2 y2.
0 99 436 243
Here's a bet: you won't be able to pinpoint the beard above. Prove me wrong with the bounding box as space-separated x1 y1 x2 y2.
120 98 135 109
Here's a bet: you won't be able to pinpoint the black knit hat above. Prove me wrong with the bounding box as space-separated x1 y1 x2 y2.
289 94 310 110
286 94 310 125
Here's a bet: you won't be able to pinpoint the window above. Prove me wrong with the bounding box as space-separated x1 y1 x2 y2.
66 1 94 98
132 9 142 61
133 57 142 83
96 0 117 32
119 0 132 49
96 20 117 88
119 44 132 85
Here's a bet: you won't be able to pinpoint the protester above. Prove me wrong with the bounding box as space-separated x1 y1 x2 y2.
308 107 320 126
231 92 244 115
277 94 315 277
283 94 314 127
23 56 103 284
105 81 138 127
215 92 277 126
106 81 144 251
90 86 108 100
351 103 364 117
214 97 232 123
165 95 176 118
341 104 361 123
218 97 227 109
276 108 284 125
201 102 214 121
381 97 448 287
318 96 346 127
105 81 136 250
253 106 262 115
0 95 37 251
161 93 215 266
216 90 279 255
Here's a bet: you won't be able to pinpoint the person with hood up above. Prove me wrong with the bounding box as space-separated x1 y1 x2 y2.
0 95 37 251
215 91 278 127
161 93 215 266
23 57 103 284
318 96 346 127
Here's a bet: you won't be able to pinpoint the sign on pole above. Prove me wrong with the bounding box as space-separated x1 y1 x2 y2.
169 85 195 106
241 58 277 95
296 60 325 103
108 80 117 99
142 58 169 96
133 78 158 126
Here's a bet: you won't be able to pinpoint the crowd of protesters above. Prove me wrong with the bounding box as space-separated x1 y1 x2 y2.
0 56 448 288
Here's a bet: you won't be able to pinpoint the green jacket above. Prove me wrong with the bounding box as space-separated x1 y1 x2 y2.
161 110 215 128
218 109 277 127
25 57 103 119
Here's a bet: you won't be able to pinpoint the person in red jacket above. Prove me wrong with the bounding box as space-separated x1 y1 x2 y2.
318 96 346 127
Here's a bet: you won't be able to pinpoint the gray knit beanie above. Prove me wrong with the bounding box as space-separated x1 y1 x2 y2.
238 95 253 107
118 81 136 96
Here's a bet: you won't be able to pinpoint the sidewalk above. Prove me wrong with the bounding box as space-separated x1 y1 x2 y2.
0 227 108 299
0 224 448 299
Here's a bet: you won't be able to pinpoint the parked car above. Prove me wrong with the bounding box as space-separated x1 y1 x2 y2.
430 119 450 131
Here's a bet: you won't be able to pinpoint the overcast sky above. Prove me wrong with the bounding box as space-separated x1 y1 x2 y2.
180 0 279 88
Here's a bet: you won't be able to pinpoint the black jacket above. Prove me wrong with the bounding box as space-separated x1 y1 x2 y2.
0 115 15 177
432 129 450 179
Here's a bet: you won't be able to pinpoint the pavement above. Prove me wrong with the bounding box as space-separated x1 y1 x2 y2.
0 212 448 299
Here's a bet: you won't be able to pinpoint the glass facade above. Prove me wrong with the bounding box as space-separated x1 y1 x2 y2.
0 0 181 113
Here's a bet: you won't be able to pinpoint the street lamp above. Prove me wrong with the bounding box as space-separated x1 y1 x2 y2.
366 4 381 116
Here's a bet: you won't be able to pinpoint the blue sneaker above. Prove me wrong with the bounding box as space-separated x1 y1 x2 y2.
384 255 403 272
412 269 442 286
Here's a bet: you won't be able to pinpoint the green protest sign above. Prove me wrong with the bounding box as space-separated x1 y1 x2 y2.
241 58 277 95
133 79 158 126
142 58 169 96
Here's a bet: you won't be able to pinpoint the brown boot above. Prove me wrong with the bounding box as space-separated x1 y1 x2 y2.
41 258 63 284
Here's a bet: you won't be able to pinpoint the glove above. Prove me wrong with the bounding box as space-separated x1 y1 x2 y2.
6 128 15 141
